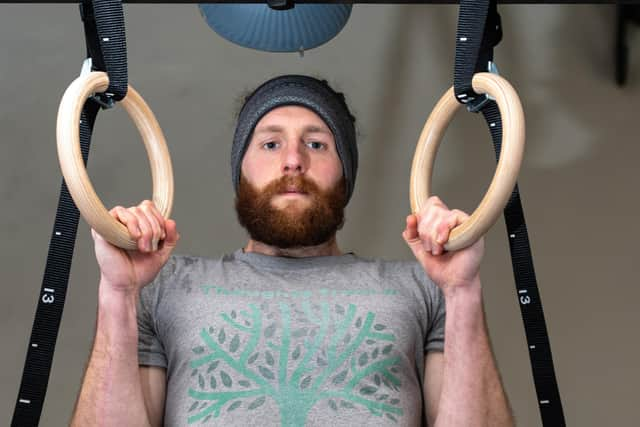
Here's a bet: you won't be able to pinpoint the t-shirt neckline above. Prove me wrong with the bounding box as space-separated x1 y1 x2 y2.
232 248 357 270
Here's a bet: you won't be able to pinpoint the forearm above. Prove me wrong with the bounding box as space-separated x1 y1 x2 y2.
434 278 513 427
71 282 150 427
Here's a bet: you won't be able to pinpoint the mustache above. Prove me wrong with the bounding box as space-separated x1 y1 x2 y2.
262 175 321 196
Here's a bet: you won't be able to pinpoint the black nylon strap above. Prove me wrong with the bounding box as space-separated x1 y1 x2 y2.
12 101 100 427
81 0 128 101
12 1 128 425
454 1 565 425
481 104 566 426
454 0 501 106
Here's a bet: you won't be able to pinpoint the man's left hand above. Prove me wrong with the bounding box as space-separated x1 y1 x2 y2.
402 196 485 294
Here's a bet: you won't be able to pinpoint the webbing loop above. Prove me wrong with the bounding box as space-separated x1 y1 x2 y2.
453 1 566 425
454 0 502 110
80 0 128 104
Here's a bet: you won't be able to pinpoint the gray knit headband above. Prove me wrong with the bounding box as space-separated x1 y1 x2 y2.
231 75 358 202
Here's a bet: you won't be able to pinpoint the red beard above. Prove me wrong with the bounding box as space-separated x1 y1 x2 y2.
235 174 346 249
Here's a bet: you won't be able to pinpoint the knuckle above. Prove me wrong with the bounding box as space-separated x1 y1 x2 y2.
134 207 147 218
417 222 429 235
126 211 138 222
421 208 435 222
454 209 468 219
144 203 157 214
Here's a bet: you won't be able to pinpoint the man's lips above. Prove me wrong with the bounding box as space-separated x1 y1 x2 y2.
280 187 307 195
278 193 307 198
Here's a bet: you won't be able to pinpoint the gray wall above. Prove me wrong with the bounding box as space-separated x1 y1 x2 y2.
1 3 638 426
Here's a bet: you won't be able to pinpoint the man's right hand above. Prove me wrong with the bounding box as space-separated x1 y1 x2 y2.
92 200 180 293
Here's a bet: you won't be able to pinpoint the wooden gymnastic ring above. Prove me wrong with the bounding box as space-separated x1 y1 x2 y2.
410 72 525 252
56 71 174 250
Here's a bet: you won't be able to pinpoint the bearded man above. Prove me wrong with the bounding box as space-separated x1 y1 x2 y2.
72 75 513 426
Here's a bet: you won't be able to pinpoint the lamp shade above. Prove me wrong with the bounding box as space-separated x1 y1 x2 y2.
198 3 353 52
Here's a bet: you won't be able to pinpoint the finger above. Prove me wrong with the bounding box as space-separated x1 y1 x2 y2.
419 201 439 228
420 209 450 256
418 198 448 243
427 195 449 210
403 224 431 267
131 207 154 252
430 220 444 256
139 208 161 252
159 219 179 252
111 206 142 240
416 213 435 255
141 200 167 240
431 236 443 256
451 209 469 224
139 203 163 251
442 209 469 239
404 214 419 240
404 213 434 257
435 209 469 250
434 211 458 245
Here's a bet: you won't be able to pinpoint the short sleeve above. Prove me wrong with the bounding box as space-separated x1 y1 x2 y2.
419 267 446 353
424 287 445 352
137 282 168 368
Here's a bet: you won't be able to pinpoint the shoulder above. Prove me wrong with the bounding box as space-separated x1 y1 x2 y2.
155 253 217 281
349 255 445 326
347 254 440 296
140 252 233 301
161 252 244 276
349 254 432 283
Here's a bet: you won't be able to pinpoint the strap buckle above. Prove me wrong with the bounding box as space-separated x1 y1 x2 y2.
79 58 115 110
466 61 499 113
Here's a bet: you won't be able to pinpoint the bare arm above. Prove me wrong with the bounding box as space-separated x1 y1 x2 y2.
71 201 178 426
140 366 167 427
423 352 444 426
71 285 152 426
406 196 513 426
429 281 513 426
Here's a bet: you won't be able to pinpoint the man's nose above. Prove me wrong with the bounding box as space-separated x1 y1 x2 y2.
282 143 306 175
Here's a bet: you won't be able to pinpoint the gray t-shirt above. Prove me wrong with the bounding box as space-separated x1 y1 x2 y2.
138 250 445 427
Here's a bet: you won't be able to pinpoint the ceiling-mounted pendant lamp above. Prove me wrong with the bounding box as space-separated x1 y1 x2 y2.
198 1 353 53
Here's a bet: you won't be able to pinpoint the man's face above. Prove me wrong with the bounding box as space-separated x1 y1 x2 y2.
236 106 346 248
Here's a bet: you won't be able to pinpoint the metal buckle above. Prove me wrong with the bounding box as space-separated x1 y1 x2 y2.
465 61 499 113
79 57 115 110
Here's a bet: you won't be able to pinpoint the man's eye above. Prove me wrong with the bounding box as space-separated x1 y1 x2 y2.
263 141 279 150
307 141 325 150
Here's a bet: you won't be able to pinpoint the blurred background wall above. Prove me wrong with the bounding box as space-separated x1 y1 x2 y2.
1 3 638 426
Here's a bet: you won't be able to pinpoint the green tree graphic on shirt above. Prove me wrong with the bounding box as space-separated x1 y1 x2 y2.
187 302 404 426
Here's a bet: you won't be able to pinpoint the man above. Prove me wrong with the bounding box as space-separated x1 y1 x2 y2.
72 75 513 426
